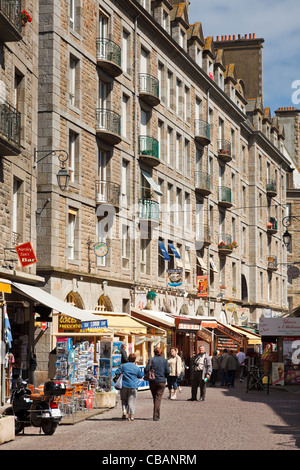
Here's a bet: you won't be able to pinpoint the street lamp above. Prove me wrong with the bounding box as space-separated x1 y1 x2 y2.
283 230 292 247
33 148 70 191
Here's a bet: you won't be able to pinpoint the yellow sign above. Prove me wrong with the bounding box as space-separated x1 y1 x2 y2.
0 279 11 293
225 302 236 312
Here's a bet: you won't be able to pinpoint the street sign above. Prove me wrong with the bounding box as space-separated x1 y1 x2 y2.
15 242 37 267
287 265 300 279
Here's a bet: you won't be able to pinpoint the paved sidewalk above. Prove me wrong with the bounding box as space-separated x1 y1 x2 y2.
1 381 300 451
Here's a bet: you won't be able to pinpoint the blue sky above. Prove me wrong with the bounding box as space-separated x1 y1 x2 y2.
188 0 300 115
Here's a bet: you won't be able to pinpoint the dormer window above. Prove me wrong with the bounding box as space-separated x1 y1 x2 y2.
196 47 202 68
219 72 224 90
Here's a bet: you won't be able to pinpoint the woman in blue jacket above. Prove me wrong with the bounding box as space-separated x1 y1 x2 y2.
115 353 143 421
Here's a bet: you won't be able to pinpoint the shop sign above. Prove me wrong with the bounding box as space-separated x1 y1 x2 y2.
15 241 37 267
272 363 285 386
197 275 207 297
259 318 300 336
59 315 81 331
225 302 236 312
81 319 108 332
177 322 199 331
287 265 300 279
94 241 109 257
167 268 183 287
0 279 11 293
217 323 243 343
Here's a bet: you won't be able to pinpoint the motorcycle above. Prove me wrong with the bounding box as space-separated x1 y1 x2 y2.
6 377 66 435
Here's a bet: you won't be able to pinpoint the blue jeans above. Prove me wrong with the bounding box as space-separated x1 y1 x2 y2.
167 375 178 390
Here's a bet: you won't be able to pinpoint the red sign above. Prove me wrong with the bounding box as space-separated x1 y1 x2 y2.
197 275 207 297
15 242 37 267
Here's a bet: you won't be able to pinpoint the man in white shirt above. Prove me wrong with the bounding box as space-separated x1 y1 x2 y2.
236 347 246 382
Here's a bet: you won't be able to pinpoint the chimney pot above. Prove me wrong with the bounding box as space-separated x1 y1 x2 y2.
233 35 235 40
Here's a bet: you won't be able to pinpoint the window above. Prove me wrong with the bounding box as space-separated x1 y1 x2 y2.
97 149 108 202
184 139 190 177
184 192 191 228
68 131 79 184
184 247 191 283
167 126 172 165
97 219 108 267
176 79 181 115
12 177 23 244
122 94 130 138
158 62 164 101
122 30 130 74
121 159 130 205
70 0 75 29
69 56 79 107
122 225 130 269
140 238 150 275
167 71 172 108
68 208 77 259
196 47 202 68
258 154 262 181
232 262 237 294
175 133 181 172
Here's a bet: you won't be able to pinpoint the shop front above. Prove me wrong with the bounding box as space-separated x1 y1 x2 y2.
259 317 300 386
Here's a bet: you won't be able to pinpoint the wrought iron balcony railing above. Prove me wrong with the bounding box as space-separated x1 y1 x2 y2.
95 180 120 207
0 0 22 42
195 120 210 145
138 135 160 165
96 108 121 144
96 38 122 76
218 186 232 206
138 198 159 222
195 171 211 195
0 100 21 150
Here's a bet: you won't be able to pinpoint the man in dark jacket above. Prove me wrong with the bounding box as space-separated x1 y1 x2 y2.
121 342 128 364
188 345 212 401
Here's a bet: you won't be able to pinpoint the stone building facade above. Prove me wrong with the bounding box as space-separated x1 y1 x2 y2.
34 0 291 336
0 0 293 394
0 0 41 401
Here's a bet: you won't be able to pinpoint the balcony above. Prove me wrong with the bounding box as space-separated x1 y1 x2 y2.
138 198 159 225
195 120 210 146
139 74 160 107
0 100 21 156
267 255 278 271
96 38 122 77
218 235 236 256
95 180 120 209
266 180 277 197
217 139 232 162
0 0 22 42
195 171 211 196
267 218 278 234
218 186 232 208
96 109 121 145
138 135 160 167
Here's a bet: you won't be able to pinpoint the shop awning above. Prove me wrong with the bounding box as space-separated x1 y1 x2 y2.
131 308 175 329
168 243 181 259
94 312 148 335
230 325 261 345
158 241 170 261
141 170 163 196
11 282 103 323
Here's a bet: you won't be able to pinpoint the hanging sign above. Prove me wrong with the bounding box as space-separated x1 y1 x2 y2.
225 302 236 312
15 241 37 267
197 275 207 297
94 241 109 257
167 268 183 287
0 278 11 293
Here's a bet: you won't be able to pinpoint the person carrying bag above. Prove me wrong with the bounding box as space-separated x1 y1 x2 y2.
144 347 170 421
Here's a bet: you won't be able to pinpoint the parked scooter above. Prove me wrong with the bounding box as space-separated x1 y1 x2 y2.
6 377 66 435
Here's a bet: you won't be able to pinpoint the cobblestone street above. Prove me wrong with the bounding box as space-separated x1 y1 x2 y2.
1 381 300 452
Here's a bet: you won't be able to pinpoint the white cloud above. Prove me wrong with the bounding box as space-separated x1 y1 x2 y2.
188 0 300 113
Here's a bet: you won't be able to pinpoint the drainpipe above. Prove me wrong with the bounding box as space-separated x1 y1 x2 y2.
133 15 139 308
207 87 211 318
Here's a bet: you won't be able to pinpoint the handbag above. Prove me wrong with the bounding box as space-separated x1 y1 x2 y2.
114 366 123 390
144 359 155 381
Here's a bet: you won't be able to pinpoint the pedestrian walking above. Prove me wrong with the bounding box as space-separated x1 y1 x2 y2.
115 353 143 421
144 347 170 421
167 347 182 399
121 342 128 364
224 350 239 387
220 348 229 386
236 347 247 382
210 350 221 387
188 345 212 401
